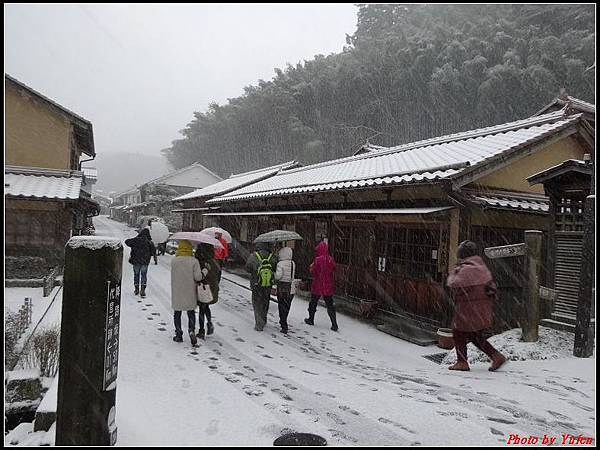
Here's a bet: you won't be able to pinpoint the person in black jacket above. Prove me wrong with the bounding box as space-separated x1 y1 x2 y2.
125 228 157 298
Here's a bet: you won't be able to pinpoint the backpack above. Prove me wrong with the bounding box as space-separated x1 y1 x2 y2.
255 252 274 287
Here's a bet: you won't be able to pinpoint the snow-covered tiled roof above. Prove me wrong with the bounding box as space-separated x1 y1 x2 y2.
173 161 299 201
5 172 83 200
464 190 549 213
208 111 582 204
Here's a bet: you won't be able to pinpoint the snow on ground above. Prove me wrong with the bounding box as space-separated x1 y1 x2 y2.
441 327 581 366
9 215 596 446
5 285 62 361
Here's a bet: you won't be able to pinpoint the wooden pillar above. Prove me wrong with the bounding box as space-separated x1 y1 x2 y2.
448 208 460 270
522 230 542 342
574 194 595 357
458 207 471 243
56 236 123 445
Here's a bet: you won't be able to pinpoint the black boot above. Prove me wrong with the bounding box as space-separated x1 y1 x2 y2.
173 331 183 343
134 284 139 295
304 308 315 326
328 310 338 332
140 284 146 298
207 322 214 335
189 330 198 346
196 328 205 340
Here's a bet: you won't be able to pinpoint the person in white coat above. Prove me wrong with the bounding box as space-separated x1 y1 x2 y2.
275 246 296 334
171 240 204 345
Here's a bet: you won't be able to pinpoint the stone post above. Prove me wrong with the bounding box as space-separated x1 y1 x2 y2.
574 194 595 357
522 230 542 342
55 236 123 446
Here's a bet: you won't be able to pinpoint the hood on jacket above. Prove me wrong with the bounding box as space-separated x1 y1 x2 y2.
447 255 493 288
278 247 293 261
196 243 214 261
315 240 329 257
176 239 193 257
255 242 271 252
138 228 151 240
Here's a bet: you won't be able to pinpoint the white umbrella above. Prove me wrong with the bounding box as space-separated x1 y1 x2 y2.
169 231 224 249
150 222 170 244
200 227 232 243
253 230 303 244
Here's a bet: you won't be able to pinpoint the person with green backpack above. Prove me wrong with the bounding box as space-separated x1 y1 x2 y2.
245 242 278 331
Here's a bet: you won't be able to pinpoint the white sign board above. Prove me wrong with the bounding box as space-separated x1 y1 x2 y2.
484 243 527 259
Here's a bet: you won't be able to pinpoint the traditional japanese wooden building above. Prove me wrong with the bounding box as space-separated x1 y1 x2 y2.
205 108 594 335
5 74 99 269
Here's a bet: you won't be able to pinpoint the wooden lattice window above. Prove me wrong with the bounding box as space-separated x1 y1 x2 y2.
387 227 440 281
333 225 351 265
556 196 585 232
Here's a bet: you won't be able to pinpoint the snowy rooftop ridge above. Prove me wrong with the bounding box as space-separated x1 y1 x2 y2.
173 160 299 201
67 236 123 250
208 111 582 203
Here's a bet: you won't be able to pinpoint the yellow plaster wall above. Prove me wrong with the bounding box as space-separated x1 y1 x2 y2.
5 84 72 170
471 137 586 193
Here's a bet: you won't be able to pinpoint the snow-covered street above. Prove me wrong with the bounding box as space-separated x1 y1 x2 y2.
95 216 595 446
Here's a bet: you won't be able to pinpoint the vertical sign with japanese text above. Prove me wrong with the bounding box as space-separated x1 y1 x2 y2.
103 279 121 391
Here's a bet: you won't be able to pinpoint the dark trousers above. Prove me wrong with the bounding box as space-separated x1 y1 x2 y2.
309 295 337 326
252 286 271 330
277 282 294 330
198 303 212 329
453 329 499 363
174 310 196 335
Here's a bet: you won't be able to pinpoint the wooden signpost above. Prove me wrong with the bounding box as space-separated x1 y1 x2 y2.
484 230 542 342
56 236 123 446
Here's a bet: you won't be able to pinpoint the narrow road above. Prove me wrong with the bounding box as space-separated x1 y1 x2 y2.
95 216 596 446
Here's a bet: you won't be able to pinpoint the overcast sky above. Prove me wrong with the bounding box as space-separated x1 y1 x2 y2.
5 3 358 157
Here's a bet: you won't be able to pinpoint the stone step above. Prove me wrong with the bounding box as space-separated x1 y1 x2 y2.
541 318 576 333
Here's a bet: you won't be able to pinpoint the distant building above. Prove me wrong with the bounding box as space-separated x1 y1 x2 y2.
110 162 222 228
4 74 99 269
172 161 300 231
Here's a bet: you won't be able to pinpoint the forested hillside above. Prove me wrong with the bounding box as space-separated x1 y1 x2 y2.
162 4 595 176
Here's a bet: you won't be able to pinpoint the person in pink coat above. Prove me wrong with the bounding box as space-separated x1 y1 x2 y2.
446 240 507 372
305 240 338 331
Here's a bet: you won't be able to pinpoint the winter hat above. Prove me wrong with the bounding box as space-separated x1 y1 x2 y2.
457 240 478 259
176 240 193 257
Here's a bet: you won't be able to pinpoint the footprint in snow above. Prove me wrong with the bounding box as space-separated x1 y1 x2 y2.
338 405 360 415
205 419 219 436
315 391 336 398
157 327 167 332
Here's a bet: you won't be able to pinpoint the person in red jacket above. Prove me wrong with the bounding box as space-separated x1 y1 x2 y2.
305 240 338 331
213 232 229 281
446 240 507 372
